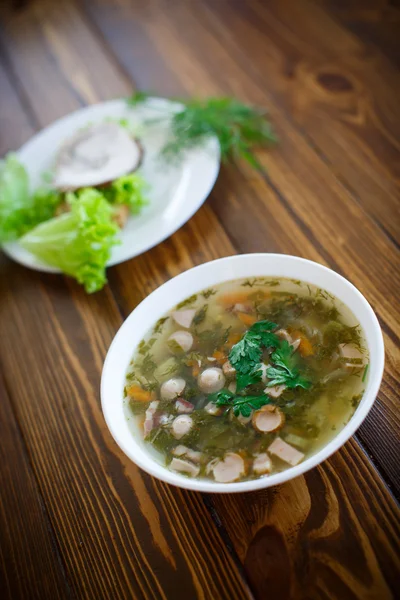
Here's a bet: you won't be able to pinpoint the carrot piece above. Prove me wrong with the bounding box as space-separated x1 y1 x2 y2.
127 385 152 402
291 330 314 357
213 350 227 365
237 312 257 327
192 363 200 377
227 332 242 346
218 291 250 307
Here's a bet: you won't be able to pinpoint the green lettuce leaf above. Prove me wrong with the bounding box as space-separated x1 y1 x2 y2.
20 188 119 293
105 173 148 214
0 154 61 242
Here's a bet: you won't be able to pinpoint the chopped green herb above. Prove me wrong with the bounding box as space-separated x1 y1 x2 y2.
176 294 197 309
193 305 208 325
154 317 169 334
128 93 276 172
202 288 216 299
362 363 369 382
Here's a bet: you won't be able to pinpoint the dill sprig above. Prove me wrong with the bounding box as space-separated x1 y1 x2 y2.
127 92 276 171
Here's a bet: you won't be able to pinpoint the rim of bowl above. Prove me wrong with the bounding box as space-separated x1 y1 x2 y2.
101 254 385 493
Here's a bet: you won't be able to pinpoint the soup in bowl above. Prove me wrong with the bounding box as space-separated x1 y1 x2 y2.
101 254 384 492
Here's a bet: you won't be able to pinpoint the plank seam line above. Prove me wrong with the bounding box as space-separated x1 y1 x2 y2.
0 364 77 600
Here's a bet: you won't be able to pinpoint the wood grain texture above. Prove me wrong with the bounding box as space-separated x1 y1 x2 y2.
0 372 71 600
207 0 400 245
0 0 399 599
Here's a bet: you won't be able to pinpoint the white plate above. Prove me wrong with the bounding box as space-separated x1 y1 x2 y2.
2 98 220 272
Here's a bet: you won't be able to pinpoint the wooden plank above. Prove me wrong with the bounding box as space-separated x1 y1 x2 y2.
81 0 400 492
0 5 252 599
0 371 71 600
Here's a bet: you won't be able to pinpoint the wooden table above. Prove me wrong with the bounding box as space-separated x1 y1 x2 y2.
1 1 399 598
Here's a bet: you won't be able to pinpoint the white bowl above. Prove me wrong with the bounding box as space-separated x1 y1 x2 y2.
101 254 384 493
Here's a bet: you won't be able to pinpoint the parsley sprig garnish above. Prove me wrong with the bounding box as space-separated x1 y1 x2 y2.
229 320 311 391
209 389 270 418
209 320 311 416
128 93 276 171
266 341 311 390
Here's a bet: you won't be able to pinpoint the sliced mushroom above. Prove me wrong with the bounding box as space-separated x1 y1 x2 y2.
168 331 193 353
172 309 196 329
175 398 194 414
143 401 160 436
222 360 236 377
160 377 186 401
53 122 143 190
198 368 225 393
171 415 193 439
252 405 285 433
170 458 200 477
172 445 202 463
204 401 223 416
211 453 245 483
264 384 287 399
253 453 272 475
338 343 365 369
268 437 304 466
228 381 237 394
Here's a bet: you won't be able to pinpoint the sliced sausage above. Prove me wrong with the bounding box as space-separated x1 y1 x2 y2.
264 384 287 398
171 415 193 439
172 309 196 329
228 381 237 394
253 453 272 475
268 437 305 466
160 377 186 401
252 405 285 433
170 458 200 477
168 331 193 353
204 401 223 416
172 445 202 463
143 401 160 436
211 453 245 483
175 398 194 414
198 368 225 393
222 360 236 377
